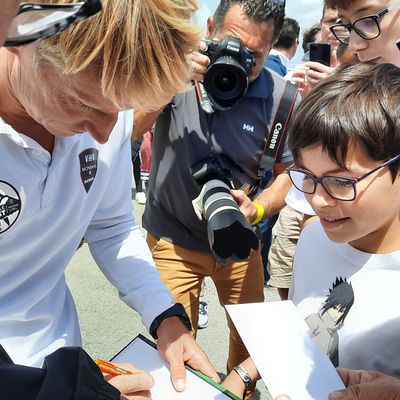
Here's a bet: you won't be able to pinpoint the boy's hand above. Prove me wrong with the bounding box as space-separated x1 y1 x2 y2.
290 62 334 96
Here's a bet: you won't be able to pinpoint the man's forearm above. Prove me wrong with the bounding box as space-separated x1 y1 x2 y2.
132 109 163 140
254 172 292 219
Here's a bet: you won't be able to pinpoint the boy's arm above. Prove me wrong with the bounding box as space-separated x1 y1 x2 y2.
222 356 260 399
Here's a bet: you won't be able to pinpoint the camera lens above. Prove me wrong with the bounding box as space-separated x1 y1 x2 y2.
203 57 248 110
215 70 236 92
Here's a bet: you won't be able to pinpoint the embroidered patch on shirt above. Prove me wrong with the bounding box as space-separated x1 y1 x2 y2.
0 181 21 233
79 148 99 193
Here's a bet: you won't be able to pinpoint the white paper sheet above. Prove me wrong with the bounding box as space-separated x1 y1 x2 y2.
112 335 236 400
226 301 345 400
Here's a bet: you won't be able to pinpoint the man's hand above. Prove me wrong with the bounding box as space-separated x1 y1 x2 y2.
105 362 154 400
156 316 220 392
188 41 210 81
328 368 400 400
230 189 258 223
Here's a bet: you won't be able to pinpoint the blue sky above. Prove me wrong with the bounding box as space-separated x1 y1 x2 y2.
195 0 324 65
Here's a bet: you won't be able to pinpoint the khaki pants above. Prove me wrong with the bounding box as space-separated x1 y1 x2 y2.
268 205 303 289
147 233 265 372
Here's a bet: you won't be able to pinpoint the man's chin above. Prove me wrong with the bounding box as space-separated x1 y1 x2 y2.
249 71 260 83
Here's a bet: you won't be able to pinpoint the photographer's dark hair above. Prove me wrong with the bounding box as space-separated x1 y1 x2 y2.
289 63 400 181
302 23 321 53
274 18 300 50
213 0 285 42
324 0 354 10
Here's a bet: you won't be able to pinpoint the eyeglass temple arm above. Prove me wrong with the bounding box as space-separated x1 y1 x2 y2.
356 155 400 181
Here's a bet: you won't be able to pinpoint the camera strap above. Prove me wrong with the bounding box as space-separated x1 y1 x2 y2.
257 80 298 178
194 81 215 114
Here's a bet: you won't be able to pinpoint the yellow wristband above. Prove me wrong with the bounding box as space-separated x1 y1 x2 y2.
252 202 264 225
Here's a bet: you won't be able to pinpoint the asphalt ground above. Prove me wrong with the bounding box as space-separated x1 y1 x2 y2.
65 190 280 399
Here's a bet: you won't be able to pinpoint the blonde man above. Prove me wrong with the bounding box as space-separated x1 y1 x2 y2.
0 0 219 398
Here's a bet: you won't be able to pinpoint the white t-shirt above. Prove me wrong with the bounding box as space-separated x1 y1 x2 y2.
0 111 174 367
290 221 400 376
285 183 315 216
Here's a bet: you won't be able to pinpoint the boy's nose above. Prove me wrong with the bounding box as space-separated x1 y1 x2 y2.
308 183 338 210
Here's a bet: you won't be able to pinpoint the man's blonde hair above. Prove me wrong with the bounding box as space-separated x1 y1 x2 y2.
34 0 200 110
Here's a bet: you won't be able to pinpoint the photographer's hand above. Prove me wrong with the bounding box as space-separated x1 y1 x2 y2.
188 41 210 81
230 189 259 223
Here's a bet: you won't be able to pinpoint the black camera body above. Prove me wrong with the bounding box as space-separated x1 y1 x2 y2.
191 157 259 265
200 35 255 110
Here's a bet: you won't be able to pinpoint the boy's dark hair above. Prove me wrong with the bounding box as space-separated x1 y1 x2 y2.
321 277 354 326
213 0 285 42
302 23 321 53
274 18 300 50
288 63 400 181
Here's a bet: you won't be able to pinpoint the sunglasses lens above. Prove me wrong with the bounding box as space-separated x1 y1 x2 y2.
8 7 78 38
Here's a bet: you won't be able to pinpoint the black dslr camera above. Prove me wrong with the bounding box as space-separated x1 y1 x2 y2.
191 157 259 265
200 35 255 110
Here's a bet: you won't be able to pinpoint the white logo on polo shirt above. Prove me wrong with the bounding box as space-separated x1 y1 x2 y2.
243 123 254 132
0 181 21 234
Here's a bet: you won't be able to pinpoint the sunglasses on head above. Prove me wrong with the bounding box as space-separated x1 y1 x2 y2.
4 0 102 47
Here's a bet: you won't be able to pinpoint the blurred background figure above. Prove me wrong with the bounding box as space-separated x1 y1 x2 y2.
265 17 300 76
301 23 322 61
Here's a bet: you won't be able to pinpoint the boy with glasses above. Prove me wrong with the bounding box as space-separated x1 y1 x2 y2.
222 62 400 399
326 0 400 66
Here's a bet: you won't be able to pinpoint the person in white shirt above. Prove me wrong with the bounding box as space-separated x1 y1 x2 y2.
0 0 219 398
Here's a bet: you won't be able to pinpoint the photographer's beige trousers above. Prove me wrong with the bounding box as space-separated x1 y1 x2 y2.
147 232 265 373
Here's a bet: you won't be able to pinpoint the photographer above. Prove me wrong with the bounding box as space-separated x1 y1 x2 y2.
135 1 296 396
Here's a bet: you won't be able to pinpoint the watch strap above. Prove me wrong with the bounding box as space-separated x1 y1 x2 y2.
149 303 192 340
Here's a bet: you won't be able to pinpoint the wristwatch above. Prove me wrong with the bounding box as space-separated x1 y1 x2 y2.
149 303 192 340
233 364 253 390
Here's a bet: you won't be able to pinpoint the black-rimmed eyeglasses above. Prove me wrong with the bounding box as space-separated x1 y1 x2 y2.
287 154 400 201
330 0 400 45
4 0 102 47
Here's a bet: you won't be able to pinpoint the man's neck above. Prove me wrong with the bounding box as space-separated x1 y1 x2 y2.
271 47 291 62
0 49 55 153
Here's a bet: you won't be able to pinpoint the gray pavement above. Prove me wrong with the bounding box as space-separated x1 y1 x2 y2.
66 194 279 399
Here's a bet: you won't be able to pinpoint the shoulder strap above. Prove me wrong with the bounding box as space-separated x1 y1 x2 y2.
258 80 298 178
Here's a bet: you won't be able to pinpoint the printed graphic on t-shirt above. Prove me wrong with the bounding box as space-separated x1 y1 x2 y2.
305 277 354 367
0 181 21 233
79 148 99 193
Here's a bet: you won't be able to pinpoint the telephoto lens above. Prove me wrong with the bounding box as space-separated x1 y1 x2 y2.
192 179 259 265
